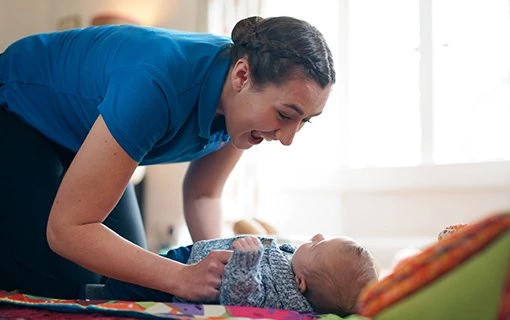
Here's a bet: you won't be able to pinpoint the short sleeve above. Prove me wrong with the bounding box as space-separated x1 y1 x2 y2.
99 65 171 162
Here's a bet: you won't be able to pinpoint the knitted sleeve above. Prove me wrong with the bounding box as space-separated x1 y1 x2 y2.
219 249 265 306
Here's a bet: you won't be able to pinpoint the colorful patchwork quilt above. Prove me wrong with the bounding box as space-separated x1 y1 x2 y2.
0 290 360 320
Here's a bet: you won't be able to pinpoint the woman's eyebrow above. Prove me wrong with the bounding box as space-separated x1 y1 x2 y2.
283 104 322 117
283 104 304 116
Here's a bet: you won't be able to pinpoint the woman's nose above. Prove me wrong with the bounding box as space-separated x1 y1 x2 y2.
276 124 299 146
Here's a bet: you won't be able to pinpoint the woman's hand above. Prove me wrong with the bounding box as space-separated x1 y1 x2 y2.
232 236 262 252
178 250 232 302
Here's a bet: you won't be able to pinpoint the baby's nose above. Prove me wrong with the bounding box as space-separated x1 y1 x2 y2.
311 233 325 242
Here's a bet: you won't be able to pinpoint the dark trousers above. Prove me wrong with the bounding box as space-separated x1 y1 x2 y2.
0 107 147 298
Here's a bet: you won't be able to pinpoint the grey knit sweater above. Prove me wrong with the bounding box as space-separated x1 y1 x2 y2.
182 236 313 312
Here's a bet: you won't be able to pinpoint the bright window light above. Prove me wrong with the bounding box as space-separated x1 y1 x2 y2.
433 0 510 164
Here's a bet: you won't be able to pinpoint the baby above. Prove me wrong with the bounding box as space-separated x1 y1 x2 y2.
90 234 378 316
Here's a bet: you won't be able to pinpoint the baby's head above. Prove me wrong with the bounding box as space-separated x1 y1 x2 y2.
291 234 378 316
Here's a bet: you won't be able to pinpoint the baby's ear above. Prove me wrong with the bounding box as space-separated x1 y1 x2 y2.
294 274 307 293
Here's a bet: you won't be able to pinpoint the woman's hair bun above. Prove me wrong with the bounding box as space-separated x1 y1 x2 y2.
231 16 264 43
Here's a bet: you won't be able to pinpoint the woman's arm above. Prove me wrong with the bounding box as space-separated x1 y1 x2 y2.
46 115 231 301
183 142 243 242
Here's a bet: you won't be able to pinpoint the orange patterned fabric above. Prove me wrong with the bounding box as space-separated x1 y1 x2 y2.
357 212 510 318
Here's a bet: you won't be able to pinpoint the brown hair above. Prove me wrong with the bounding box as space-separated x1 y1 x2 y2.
229 16 335 89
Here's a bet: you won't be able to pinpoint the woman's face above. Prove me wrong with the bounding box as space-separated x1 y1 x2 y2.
220 59 332 150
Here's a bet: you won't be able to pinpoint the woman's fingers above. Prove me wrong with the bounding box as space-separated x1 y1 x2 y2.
206 250 232 286
180 250 232 302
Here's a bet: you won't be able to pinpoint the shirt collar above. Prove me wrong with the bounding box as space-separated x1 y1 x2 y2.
198 48 231 138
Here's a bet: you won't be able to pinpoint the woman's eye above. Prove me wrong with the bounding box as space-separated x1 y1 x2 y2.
278 112 292 120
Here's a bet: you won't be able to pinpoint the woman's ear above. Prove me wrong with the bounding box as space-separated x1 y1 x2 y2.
231 58 250 92
294 274 307 293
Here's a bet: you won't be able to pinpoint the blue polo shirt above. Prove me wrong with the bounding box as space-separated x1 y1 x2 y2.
0 25 232 165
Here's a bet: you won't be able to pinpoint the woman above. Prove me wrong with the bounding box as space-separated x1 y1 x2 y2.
0 16 335 300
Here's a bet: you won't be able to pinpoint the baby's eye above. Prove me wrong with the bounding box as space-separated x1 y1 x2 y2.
278 112 292 120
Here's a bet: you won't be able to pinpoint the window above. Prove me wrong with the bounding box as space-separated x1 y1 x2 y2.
347 0 421 167
260 0 510 170
433 0 510 164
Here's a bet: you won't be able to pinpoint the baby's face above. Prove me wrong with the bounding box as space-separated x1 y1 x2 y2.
291 234 351 275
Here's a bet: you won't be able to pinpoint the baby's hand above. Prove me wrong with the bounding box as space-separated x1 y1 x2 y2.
232 236 262 252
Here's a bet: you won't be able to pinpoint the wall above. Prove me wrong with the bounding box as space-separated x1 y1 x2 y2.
143 163 191 252
1 0 207 49
256 186 510 269
46 0 207 32
256 161 510 269
0 0 52 50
